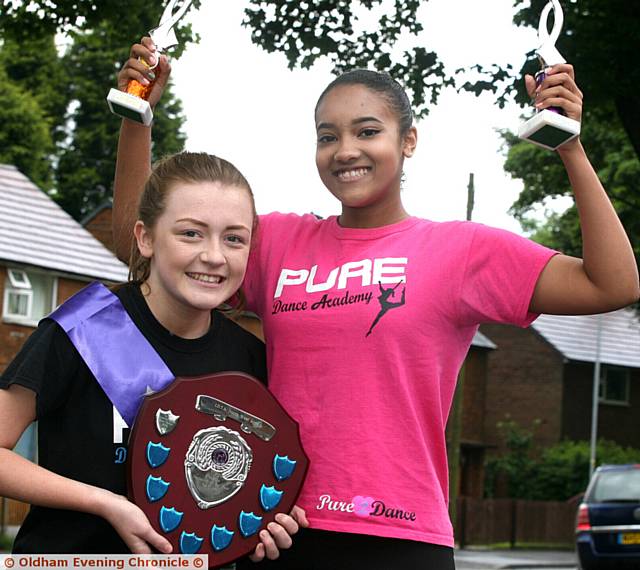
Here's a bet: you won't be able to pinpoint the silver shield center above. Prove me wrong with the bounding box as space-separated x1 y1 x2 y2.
184 426 253 509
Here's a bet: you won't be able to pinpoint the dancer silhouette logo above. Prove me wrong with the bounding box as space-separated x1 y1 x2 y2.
365 281 406 337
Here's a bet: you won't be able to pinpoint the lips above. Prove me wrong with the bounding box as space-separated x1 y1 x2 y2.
334 167 371 181
186 273 224 284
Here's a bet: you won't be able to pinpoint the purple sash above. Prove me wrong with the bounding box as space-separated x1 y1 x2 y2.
48 282 174 427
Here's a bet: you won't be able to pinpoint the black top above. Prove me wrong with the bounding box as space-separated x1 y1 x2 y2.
0 282 267 553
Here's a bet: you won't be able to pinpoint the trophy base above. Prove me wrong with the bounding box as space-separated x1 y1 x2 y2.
107 88 153 126
518 110 580 151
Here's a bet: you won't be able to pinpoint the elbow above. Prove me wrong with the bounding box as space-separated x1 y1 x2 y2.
607 281 640 311
112 227 132 264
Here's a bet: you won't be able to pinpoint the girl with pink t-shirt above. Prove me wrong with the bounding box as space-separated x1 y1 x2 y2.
112 38 639 569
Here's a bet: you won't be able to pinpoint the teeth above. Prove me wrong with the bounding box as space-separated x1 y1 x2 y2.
337 168 369 181
188 273 222 284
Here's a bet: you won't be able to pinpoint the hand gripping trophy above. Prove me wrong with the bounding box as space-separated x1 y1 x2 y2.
106 0 193 126
518 0 581 150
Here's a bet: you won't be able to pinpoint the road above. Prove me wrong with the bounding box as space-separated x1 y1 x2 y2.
455 548 578 569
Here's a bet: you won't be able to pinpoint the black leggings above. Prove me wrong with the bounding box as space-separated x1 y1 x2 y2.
235 528 455 570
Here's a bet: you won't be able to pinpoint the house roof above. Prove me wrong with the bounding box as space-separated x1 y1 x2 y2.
472 330 497 350
532 309 640 369
0 164 128 282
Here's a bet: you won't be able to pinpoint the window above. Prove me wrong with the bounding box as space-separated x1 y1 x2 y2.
3 268 57 326
598 365 630 405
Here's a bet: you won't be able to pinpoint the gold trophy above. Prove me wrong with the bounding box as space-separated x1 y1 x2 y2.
107 0 193 126
518 0 580 150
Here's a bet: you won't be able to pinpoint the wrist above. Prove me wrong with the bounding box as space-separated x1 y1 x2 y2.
85 485 119 519
557 138 585 160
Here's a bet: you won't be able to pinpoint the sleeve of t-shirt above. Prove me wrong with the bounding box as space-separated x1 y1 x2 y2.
243 212 305 316
457 223 558 327
0 319 81 418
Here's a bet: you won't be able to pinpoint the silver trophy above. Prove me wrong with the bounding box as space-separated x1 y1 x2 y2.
107 0 193 126
518 0 580 150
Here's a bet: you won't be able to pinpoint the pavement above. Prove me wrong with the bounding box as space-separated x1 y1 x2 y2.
455 548 577 569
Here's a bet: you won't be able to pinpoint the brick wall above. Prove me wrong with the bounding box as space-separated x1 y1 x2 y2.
0 267 87 373
562 360 640 447
480 323 565 453
461 348 490 444
84 207 115 253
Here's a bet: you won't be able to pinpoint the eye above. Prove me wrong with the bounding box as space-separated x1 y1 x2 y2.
359 128 379 138
317 133 336 144
181 229 202 239
225 234 247 246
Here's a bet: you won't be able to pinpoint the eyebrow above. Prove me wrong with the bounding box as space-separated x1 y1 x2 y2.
175 218 251 232
316 116 383 130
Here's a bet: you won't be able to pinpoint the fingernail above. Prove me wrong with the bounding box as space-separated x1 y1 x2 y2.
148 55 156 65
260 530 269 539
147 71 156 81
141 77 150 86
535 102 543 109
268 523 277 531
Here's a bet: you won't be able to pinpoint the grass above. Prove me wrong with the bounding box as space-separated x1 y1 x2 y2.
0 533 14 552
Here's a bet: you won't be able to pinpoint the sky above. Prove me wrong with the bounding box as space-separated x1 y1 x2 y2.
170 0 569 235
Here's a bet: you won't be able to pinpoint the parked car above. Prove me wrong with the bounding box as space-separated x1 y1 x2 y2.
576 464 640 569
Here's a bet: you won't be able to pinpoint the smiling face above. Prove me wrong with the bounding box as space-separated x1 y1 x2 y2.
134 181 254 335
315 83 417 227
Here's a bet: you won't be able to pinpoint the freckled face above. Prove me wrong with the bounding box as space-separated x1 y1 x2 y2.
315 84 415 212
135 182 254 318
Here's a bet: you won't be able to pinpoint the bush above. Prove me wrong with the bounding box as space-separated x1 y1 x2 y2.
485 419 640 500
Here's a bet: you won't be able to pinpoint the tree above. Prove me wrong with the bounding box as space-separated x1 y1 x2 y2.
3 1 637 220
0 0 194 218
501 106 640 261
484 419 640 500
0 64 53 190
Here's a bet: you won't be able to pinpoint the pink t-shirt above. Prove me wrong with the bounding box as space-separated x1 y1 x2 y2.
243 213 556 547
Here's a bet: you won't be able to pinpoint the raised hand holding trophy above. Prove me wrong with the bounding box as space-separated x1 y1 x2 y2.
518 0 580 150
106 0 193 126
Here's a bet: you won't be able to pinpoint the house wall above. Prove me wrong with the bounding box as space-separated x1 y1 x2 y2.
0 265 87 372
84 207 115 253
562 361 640 447
480 323 565 452
445 347 491 498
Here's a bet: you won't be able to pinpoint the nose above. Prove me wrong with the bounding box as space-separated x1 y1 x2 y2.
334 137 360 163
199 239 226 266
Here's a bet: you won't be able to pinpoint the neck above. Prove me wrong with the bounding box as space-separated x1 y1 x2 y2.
140 282 212 339
339 196 409 229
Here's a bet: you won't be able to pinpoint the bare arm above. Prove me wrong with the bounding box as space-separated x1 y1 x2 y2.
0 385 172 553
528 64 640 314
113 38 170 262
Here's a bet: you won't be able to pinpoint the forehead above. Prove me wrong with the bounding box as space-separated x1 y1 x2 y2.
163 181 254 224
315 84 397 127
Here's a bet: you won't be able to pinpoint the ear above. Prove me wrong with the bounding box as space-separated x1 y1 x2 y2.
134 220 154 259
402 126 418 158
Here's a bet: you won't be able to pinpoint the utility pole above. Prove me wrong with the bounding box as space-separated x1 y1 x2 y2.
448 173 475 530
589 314 603 479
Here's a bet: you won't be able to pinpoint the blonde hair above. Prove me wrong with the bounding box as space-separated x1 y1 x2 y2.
129 151 257 312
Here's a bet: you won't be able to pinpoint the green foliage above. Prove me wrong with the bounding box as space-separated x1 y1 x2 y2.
0 0 193 219
0 65 53 190
243 0 453 117
485 419 640 501
502 107 640 262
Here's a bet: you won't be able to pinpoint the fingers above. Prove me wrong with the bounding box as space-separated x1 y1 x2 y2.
248 542 265 563
289 505 309 528
257 527 287 560
525 74 536 99
142 528 173 554
530 64 583 122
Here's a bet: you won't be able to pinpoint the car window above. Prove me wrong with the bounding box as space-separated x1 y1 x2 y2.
592 469 640 502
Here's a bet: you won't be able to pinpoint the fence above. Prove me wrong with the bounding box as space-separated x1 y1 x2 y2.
456 497 577 548
1 498 30 530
